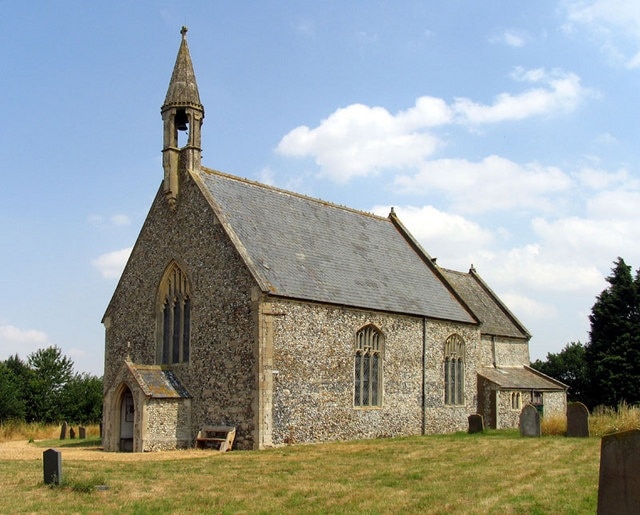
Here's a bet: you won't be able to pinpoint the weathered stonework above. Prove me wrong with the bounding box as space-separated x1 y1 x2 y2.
104 170 258 450
102 30 567 452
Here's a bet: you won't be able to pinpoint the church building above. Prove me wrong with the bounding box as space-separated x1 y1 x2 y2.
102 28 566 452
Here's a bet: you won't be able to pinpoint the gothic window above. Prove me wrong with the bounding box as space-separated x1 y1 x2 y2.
354 325 383 407
511 392 522 410
157 261 191 364
444 334 465 405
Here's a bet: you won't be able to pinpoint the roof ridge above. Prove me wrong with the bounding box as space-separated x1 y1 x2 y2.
199 166 388 221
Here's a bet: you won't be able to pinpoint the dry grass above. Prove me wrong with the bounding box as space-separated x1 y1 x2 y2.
541 412 568 436
0 431 599 514
589 401 640 436
0 421 100 442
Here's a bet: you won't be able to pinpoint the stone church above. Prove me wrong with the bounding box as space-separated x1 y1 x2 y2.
102 28 566 452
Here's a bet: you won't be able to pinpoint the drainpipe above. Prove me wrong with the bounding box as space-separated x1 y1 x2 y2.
422 317 427 435
491 335 497 368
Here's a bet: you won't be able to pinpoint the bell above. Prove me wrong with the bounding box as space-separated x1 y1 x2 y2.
175 111 188 131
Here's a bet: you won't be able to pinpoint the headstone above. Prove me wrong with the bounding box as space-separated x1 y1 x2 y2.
43 448 62 485
69 427 76 439
566 402 589 437
597 429 640 514
468 414 484 434
519 404 541 437
59 421 67 440
79 426 86 439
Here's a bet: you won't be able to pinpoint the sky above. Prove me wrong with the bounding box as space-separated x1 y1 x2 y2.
2 1 640 376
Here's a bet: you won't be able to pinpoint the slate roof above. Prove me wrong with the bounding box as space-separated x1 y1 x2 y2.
478 366 566 390
127 363 190 398
194 168 476 324
440 268 530 339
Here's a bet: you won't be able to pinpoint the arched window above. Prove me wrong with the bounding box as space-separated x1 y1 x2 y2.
354 325 383 407
444 334 465 405
511 392 522 410
157 261 191 364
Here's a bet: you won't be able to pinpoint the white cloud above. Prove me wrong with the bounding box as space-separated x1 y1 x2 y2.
276 68 589 183
393 156 572 214
372 204 492 267
499 292 556 320
564 1 640 68
504 31 526 47
0 324 50 360
276 100 448 183
453 68 588 124
110 214 131 226
573 166 629 190
92 247 132 279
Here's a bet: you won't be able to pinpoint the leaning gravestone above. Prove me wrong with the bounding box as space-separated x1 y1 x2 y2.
519 404 541 437
566 402 589 437
79 426 86 439
468 414 484 434
597 429 640 514
59 421 67 440
43 448 62 485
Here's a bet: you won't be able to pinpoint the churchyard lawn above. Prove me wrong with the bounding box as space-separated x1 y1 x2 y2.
0 429 600 514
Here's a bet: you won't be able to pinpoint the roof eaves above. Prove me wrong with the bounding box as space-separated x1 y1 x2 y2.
190 168 274 294
468 267 531 338
388 210 479 325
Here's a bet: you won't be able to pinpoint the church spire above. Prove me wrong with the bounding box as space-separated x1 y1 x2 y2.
161 26 205 210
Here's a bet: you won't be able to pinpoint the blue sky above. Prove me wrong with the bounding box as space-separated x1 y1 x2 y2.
2 1 640 376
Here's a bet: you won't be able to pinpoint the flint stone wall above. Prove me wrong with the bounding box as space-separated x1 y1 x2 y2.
103 171 258 450
268 298 482 445
143 398 192 451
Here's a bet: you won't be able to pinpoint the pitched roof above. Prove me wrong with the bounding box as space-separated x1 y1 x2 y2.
127 363 190 398
194 168 476 324
478 366 567 390
162 27 202 111
440 268 530 339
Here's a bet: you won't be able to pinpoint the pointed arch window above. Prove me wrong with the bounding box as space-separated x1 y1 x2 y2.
444 334 465 405
354 325 383 407
157 262 191 364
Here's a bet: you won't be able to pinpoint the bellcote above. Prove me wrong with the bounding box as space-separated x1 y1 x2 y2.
161 27 205 210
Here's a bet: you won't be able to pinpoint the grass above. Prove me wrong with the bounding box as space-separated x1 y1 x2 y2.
3 405 637 513
0 430 599 514
0 421 101 442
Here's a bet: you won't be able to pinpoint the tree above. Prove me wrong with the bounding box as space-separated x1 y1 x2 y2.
25 346 74 423
584 257 640 408
531 341 588 405
60 373 103 424
0 361 26 422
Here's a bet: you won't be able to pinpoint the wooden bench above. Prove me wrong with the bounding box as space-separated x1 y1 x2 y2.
195 425 236 452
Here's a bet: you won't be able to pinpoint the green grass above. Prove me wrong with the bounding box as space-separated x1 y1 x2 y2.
0 431 599 514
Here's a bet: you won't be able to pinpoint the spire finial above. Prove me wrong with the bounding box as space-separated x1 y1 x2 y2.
181 26 188 39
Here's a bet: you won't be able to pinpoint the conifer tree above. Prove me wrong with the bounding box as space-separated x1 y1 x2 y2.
585 257 640 408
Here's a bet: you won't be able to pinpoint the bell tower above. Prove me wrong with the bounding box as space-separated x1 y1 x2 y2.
161 26 205 210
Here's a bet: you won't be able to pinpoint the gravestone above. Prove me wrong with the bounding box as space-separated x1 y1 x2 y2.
43 448 62 485
59 421 67 440
566 402 589 437
519 404 541 437
468 414 484 434
79 426 86 439
69 427 76 439
597 429 640 514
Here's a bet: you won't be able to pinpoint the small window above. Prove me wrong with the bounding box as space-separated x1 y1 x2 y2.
532 391 543 405
511 392 522 410
354 325 383 407
157 261 191 364
444 334 465 405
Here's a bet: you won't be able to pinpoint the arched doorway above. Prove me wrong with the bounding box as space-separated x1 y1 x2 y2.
119 387 134 452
